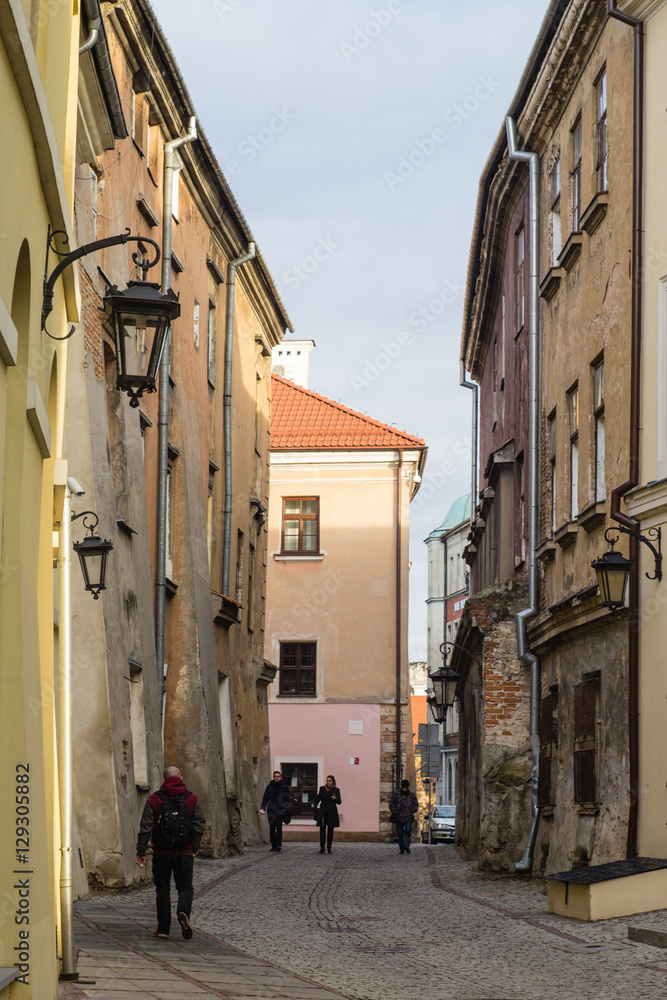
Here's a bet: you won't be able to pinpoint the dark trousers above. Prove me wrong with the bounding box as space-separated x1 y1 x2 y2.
319 821 334 851
153 852 194 934
396 821 413 853
269 818 283 849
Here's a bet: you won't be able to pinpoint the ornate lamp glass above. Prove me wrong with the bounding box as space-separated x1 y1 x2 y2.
591 548 633 609
427 693 446 725
73 531 113 599
104 280 180 408
429 664 461 712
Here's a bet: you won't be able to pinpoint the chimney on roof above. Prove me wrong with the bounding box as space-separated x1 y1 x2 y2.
271 339 315 388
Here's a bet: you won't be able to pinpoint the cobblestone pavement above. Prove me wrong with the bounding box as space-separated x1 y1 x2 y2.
67 843 667 1000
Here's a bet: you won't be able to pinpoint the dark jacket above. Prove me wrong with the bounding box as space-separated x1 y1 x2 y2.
261 780 295 822
314 785 341 827
136 776 206 856
389 788 418 824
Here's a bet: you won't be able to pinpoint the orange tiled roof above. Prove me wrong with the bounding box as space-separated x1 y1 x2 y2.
271 375 426 451
411 695 428 738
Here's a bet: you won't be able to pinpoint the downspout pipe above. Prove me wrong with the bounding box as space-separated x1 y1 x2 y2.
606 0 644 860
395 450 404 784
221 242 256 596
58 487 76 979
156 117 197 723
79 0 100 54
460 361 478 539
506 116 542 874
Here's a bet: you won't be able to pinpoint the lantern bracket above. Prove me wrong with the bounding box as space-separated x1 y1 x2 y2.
71 509 100 535
439 641 482 668
603 525 662 582
42 227 161 341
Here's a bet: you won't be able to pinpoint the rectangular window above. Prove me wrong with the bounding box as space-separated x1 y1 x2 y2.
235 530 244 605
281 762 318 815
247 542 255 632
596 71 608 192
516 452 525 564
515 226 525 332
538 691 558 807
282 497 319 554
594 360 605 502
549 411 557 533
568 386 579 520
166 445 179 581
207 298 216 386
572 119 582 231
551 157 561 265
279 642 317 697
574 679 598 804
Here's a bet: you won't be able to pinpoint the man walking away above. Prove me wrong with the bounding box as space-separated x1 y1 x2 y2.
136 765 206 939
259 770 294 852
389 779 418 854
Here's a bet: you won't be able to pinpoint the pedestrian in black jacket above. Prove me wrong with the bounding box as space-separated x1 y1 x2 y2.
389 779 418 854
136 766 206 939
314 775 341 854
260 771 295 852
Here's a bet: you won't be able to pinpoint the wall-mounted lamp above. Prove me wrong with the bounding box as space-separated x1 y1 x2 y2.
71 510 113 599
592 524 662 610
42 228 180 407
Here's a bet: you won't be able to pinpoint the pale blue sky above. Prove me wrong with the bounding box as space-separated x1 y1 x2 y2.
151 0 551 659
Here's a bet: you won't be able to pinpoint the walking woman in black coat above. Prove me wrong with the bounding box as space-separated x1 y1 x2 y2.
314 775 341 853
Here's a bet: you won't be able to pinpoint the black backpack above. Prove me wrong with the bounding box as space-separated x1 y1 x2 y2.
156 791 192 848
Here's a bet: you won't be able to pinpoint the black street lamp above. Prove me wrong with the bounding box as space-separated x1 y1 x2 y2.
429 663 461 717
592 525 662 611
104 279 180 407
42 228 180 407
427 692 446 725
71 511 113 599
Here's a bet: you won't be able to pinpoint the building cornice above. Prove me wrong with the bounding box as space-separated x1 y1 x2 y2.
624 478 667 523
618 0 667 19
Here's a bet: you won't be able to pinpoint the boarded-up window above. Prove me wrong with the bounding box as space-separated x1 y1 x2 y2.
574 679 598 804
538 692 558 807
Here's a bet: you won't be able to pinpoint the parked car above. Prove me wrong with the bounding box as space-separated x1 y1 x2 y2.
421 805 455 843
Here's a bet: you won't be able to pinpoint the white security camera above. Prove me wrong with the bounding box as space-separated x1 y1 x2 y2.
67 477 86 497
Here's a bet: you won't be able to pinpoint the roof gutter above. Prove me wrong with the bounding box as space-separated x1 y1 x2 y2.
81 0 127 139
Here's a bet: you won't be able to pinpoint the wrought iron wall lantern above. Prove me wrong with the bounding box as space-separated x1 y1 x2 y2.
71 510 113 599
426 692 446 725
42 228 180 407
592 524 662 610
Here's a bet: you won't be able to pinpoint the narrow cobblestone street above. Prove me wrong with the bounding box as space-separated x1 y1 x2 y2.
63 844 667 1000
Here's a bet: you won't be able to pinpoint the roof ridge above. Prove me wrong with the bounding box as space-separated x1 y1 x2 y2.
271 374 425 447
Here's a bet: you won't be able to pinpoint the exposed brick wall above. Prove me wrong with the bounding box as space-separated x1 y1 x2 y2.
379 701 411 836
80 267 104 381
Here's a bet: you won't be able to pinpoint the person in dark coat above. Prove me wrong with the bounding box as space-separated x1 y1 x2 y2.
314 774 341 853
259 771 295 852
389 779 419 854
136 765 206 939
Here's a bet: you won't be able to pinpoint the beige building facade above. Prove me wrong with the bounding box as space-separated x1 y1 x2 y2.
66 0 291 894
265 374 426 836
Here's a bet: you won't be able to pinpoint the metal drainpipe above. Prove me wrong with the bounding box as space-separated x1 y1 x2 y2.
58 487 76 978
506 116 541 874
79 0 100 54
156 117 197 723
221 242 256 596
460 361 478 540
394 450 404 785
606 0 644 860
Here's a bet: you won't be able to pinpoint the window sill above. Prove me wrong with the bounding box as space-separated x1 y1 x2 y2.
212 592 242 627
554 521 578 549
577 501 606 533
580 192 609 236
558 231 583 272
540 266 565 302
273 552 324 562
536 539 557 564
165 577 178 599
277 693 317 699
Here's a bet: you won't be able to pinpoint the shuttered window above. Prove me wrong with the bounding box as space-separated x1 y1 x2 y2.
538 692 558 807
574 679 598 804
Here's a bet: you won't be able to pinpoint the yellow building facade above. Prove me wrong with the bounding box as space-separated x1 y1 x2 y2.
0 1 125 994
